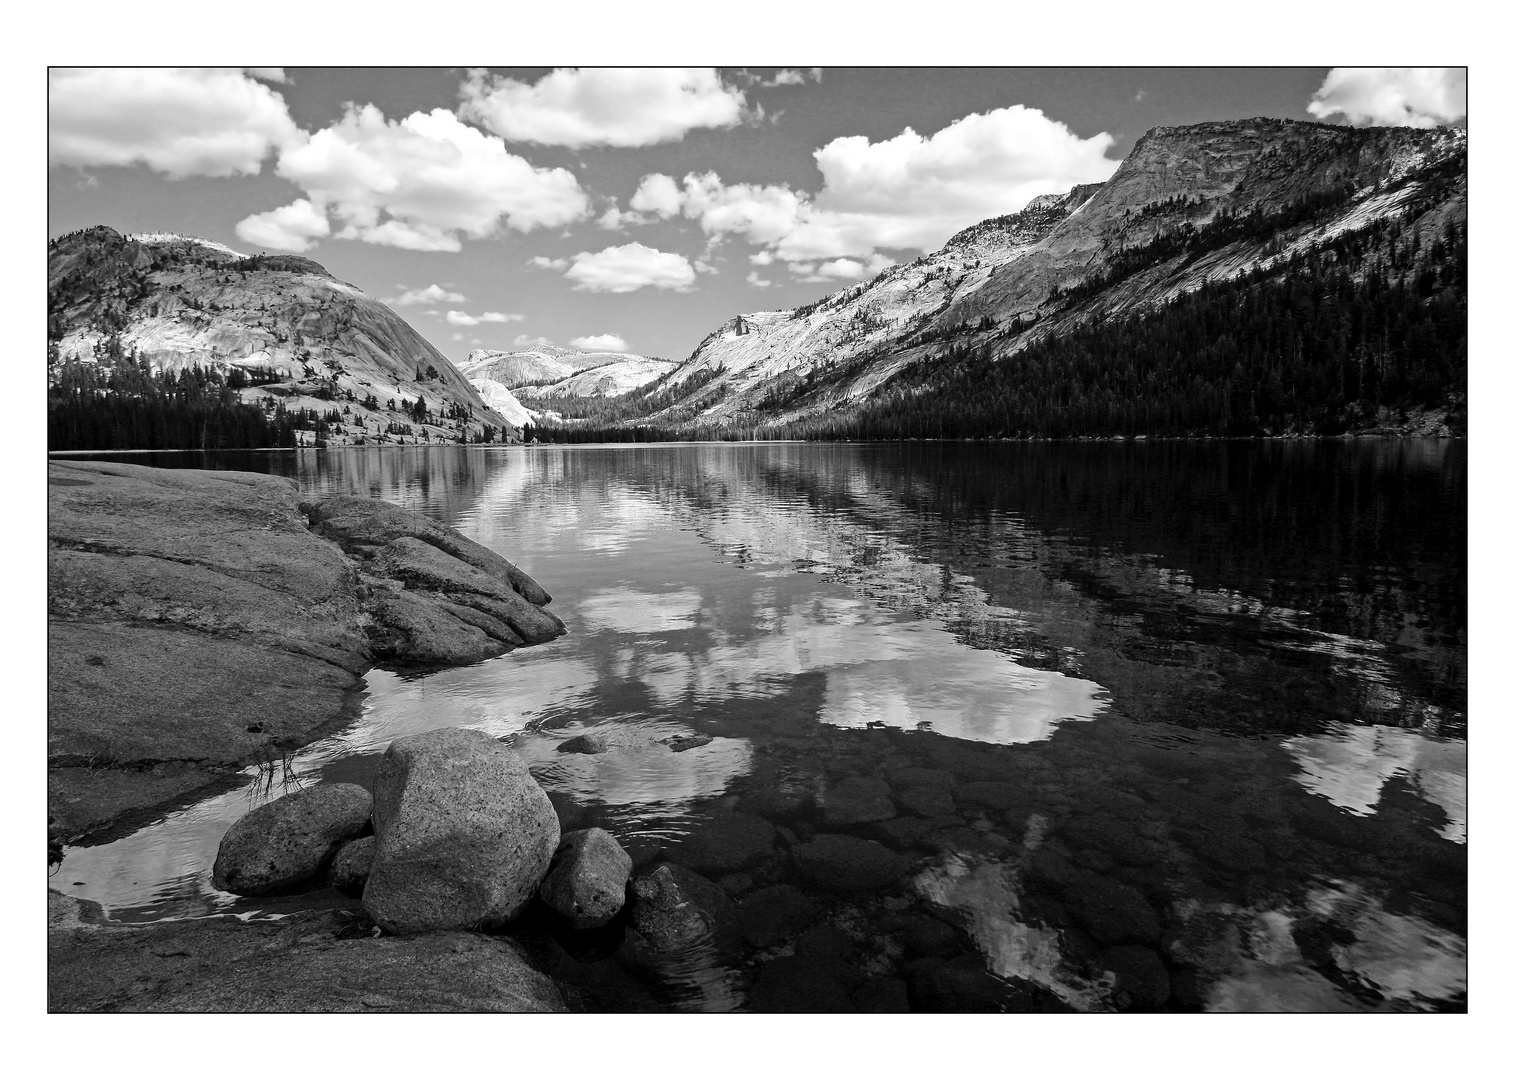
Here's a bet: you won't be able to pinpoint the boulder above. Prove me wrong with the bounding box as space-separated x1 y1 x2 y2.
897 785 957 818
362 728 559 934
793 834 910 892
821 776 896 826
211 783 372 896
331 835 377 895
627 864 734 951
539 828 633 929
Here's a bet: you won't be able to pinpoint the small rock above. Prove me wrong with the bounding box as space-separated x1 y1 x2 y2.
627 864 734 951
557 733 609 755
663 734 712 753
212 783 372 896
538 828 633 930
822 776 896 826
793 834 910 892
330 835 376 895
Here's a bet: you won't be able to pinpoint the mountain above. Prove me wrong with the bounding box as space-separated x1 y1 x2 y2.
619 118 1465 440
460 346 676 399
48 227 512 447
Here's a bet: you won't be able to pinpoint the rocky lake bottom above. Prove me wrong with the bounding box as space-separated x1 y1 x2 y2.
49 440 1467 1012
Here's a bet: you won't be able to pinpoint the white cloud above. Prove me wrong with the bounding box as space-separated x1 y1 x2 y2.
49 68 299 178
272 104 590 252
694 259 717 274
446 310 524 326
513 334 553 348
459 67 746 148
629 173 685 217
246 68 288 84
749 250 775 266
746 271 772 288
570 334 629 352
803 254 897 281
763 68 819 88
597 203 650 230
390 283 466 306
1306 68 1467 129
234 198 330 252
643 105 1118 264
563 242 698 293
529 256 570 271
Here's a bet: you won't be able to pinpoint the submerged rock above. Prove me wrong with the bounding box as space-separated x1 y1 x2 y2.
539 828 633 929
1101 945 1172 1011
822 776 896 826
363 728 559 934
793 834 910 892
736 884 819 947
211 782 372 896
330 835 377 895
675 811 777 873
627 864 734 951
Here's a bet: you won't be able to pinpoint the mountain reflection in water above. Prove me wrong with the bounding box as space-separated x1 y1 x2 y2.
52 441 1466 1012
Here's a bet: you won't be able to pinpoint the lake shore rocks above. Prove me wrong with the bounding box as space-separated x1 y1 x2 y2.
47 891 567 1012
539 828 633 929
331 835 377 895
48 460 565 843
211 782 372 896
627 864 735 951
363 728 560 934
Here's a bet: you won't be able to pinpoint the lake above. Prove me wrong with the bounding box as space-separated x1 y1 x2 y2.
50 440 1467 1011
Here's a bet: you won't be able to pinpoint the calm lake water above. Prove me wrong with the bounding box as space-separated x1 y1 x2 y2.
52 440 1467 1012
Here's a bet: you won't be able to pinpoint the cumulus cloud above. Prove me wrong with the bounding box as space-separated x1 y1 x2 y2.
563 243 698 293
459 67 746 148
597 202 651 230
234 198 330 252
246 68 288 84
570 333 629 351
529 255 570 271
796 254 897 281
389 283 466 306
749 250 775 266
629 173 685 217
49 67 299 178
1306 68 1467 128
446 310 524 326
513 334 553 348
763 68 819 88
636 105 1118 264
746 271 772 288
270 104 590 252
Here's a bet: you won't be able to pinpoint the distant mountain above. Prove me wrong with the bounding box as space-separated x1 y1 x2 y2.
610 118 1466 440
460 346 675 400
48 227 511 447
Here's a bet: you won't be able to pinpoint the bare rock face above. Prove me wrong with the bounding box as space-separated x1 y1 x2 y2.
362 728 560 934
538 828 634 929
211 783 372 896
47 461 565 843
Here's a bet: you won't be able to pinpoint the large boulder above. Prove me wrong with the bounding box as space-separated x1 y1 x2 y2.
362 728 559 934
211 783 372 896
538 828 633 929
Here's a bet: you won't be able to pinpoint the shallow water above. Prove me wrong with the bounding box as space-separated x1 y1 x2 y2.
51 441 1467 1011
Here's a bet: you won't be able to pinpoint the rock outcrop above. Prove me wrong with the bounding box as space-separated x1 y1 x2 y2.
47 460 564 842
362 728 560 934
48 892 568 1012
211 782 372 896
538 828 634 929
48 228 510 445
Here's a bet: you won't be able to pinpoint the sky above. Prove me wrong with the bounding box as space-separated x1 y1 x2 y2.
47 65 1467 367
